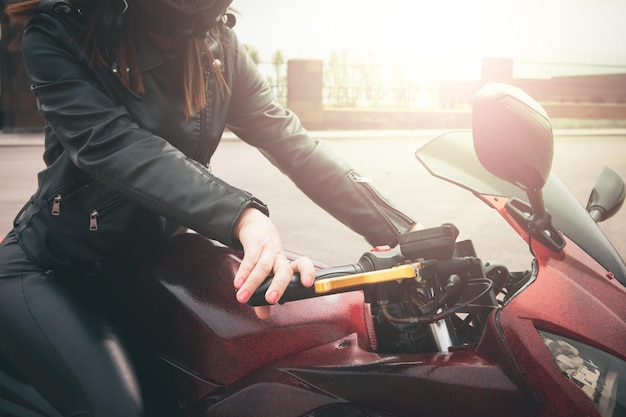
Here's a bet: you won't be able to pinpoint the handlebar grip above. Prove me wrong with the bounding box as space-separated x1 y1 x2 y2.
247 263 366 307
246 273 315 306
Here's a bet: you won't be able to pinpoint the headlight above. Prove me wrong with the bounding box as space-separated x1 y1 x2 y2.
538 330 626 417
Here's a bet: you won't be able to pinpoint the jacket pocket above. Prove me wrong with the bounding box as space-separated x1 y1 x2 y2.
87 195 128 232
16 179 136 269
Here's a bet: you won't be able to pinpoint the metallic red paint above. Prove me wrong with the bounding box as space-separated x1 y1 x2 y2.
129 193 625 416
131 233 372 406
485 194 626 417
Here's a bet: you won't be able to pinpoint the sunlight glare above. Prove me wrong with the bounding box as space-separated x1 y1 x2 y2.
328 1 494 79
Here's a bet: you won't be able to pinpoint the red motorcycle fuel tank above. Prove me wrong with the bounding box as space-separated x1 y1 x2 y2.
130 233 373 406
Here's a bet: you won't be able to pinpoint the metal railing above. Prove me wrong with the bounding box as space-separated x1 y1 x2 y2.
254 59 626 109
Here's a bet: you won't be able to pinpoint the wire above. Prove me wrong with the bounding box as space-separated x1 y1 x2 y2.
381 278 495 324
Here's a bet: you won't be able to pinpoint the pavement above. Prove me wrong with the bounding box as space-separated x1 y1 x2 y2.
3 127 626 146
0 129 445 145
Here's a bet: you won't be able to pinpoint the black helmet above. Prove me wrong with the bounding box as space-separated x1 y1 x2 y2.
133 0 234 37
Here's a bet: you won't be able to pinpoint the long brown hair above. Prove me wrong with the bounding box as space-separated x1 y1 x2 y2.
4 0 230 118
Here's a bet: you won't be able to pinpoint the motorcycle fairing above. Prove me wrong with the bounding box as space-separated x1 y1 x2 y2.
199 330 540 417
485 194 626 416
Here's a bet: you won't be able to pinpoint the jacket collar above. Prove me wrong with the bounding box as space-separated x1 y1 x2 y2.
134 28 166 73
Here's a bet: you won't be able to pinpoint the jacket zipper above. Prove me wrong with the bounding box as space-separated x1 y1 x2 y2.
88 196 127 232
348 170 415 227
51 194 100 230
348 172 373 184
194 69 212 165
51 195 62 216
48 173 91 216
89 210 99 231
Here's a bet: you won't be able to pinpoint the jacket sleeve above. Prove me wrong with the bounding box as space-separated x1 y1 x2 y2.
21 7 267 248
225 32 416 247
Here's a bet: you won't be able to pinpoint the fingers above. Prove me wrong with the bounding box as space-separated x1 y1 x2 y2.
235 254 316 307
254 306 271 320
250 257 316 321
262 256 294 304
235 250 291 304
291 256 315 287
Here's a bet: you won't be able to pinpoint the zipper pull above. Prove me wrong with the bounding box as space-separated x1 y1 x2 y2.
348 172 373 183
51 195 62 216
89 210 99 231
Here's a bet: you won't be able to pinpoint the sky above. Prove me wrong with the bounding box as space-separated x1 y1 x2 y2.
230 0 625 78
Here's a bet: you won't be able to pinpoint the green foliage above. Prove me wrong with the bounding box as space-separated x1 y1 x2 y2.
244 44 260 65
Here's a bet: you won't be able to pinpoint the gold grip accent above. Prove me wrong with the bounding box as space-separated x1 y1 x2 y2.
314 263 421 294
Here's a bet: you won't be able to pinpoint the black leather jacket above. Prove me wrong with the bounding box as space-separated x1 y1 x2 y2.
13 0 415 270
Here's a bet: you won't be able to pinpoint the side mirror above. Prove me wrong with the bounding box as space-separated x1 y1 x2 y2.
472 83 564 251
587 166 626 223
472 83 554 192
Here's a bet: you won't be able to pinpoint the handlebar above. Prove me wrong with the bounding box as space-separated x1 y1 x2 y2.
247 261 423 306
247 248 401 306
247 250 479 307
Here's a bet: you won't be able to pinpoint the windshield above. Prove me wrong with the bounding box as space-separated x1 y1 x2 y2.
416 131 626 285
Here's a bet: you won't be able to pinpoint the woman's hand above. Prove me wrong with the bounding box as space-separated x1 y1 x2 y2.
233 208 315 317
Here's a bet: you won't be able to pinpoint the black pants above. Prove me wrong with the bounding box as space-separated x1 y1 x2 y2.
0 231 144 417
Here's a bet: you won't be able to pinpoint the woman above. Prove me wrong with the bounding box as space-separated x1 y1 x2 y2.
0 0 416 415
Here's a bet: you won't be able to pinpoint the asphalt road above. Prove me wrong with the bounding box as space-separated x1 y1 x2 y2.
1 130 625 273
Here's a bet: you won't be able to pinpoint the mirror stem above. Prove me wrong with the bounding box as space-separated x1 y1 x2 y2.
527 189 548 229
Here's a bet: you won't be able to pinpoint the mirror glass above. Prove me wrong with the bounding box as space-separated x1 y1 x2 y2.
472 83 554 191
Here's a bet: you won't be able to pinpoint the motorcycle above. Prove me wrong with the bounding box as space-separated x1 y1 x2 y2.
1 83 625 417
